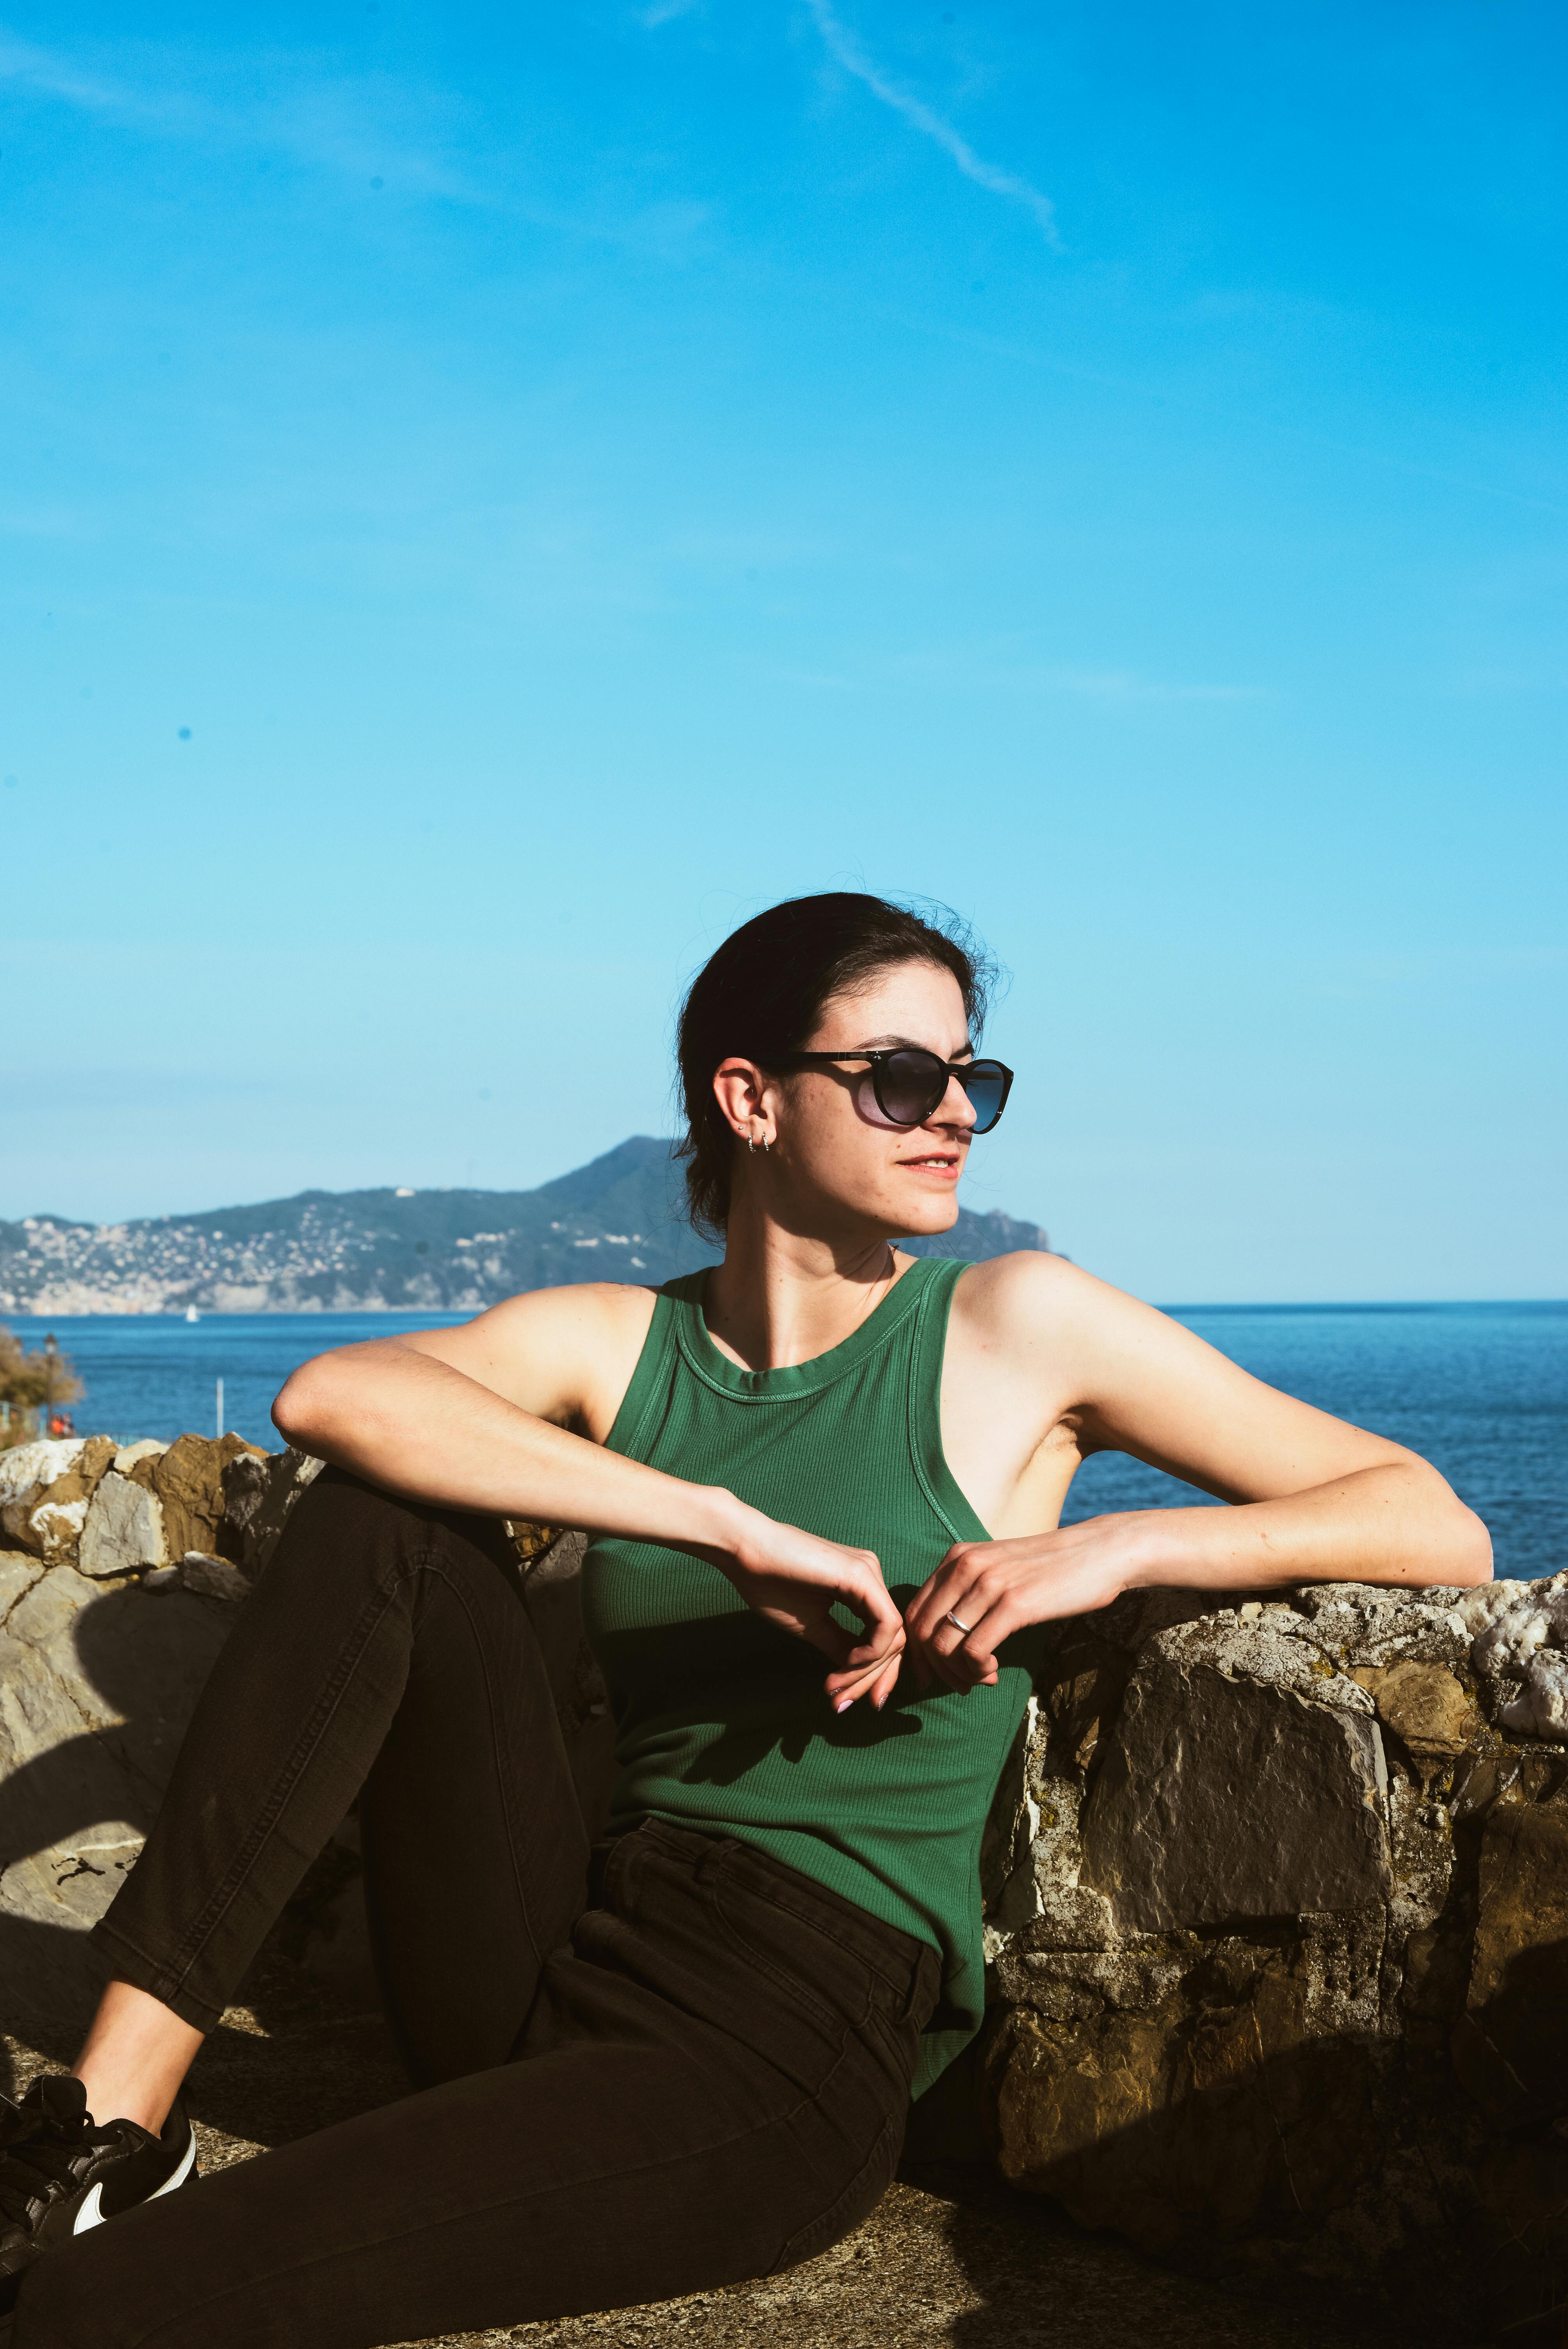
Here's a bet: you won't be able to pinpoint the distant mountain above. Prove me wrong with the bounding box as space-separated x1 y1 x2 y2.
0 1138 1051 1316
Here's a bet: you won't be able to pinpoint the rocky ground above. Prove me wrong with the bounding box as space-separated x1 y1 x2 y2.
5 1954 1428 2349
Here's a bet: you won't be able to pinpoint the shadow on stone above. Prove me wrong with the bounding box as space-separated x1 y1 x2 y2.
0 1577 235 2060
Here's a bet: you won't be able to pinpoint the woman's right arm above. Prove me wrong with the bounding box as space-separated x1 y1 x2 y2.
272 1283 903 1707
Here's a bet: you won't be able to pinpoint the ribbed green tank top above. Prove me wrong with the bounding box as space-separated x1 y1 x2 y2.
581 1258 1044 2098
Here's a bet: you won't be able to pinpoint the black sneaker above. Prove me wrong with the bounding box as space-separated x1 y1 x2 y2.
0 2075 196 2296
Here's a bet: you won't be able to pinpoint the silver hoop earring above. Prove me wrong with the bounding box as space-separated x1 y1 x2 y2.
747 1136 756 1153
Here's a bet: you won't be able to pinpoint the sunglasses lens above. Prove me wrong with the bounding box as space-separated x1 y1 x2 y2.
959 1063 1009 1133
871 1052 1012 1130
878 1050 947 1126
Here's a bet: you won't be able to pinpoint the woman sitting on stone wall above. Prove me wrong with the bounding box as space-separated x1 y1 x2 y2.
0 893 1491 2348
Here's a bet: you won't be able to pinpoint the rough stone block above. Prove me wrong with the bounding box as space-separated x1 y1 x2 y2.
0 1440 86 1552
112 1440 166 1475
23 1497 89 1565
0 1553 42 1622
178 1550 249 1602
113 1428 165 1465
1080 1643 1390 1931
6 1565 103 1656
1355 1658 1477 1772
1467 1571 1568 1742
0 1630 94 1771
78 1473 168 1577
5 1561 232 1800
1294 1582 1473 1671
1453 1802 1568 2129
1015 1882 1117 1949
138 1431 262 1563
991 1942 1381 2253
1 1834 143 1930
0 1833 145 2021
221 1447 272 1549
19 1436 117 1565
0 1442 84 1502
994 2003 1179 2246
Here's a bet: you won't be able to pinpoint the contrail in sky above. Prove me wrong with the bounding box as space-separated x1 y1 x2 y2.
802 0 1060 247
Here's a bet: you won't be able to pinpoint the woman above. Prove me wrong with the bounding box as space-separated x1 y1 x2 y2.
1 893 1488 2347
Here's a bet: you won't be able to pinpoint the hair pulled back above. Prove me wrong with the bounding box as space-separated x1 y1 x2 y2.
675 892 994 1237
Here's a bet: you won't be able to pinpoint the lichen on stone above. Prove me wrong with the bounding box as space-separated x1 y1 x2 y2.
1465 1570 1568 1741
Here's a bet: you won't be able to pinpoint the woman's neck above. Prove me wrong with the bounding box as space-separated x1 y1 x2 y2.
702 1203 908 1374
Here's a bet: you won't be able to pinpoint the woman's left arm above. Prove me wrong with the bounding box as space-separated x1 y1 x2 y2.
906 1256 1492 1690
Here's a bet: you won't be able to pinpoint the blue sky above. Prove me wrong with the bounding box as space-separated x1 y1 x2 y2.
2 0 1564 1301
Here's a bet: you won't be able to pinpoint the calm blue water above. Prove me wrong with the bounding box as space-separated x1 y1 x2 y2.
8 1302 1566 1581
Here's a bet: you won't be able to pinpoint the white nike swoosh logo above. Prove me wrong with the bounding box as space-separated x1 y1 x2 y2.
149 2131 197 2201
73 2129 195 2235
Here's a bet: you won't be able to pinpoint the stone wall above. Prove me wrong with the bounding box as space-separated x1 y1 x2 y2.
0 1432 303 2021
2 1432 1564 2338
971 1578 1568 2339
0 1435 614 2019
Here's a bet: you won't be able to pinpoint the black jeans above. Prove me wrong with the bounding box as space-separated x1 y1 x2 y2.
16 1472 939 2349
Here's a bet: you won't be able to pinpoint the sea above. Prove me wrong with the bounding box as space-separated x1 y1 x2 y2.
6 1301 1564 1584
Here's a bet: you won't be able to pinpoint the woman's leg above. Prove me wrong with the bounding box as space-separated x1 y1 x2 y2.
18 1826 941 2349
354 1493 590 2084
86 1468 590 2097
71 1984 204 2140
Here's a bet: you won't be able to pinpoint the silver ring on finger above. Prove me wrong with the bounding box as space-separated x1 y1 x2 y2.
946 1610 973 1636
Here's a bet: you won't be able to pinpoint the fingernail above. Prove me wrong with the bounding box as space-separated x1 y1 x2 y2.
834 1695 852 1714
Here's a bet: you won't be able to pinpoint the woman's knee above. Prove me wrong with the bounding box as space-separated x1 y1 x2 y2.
272 1466 508 1570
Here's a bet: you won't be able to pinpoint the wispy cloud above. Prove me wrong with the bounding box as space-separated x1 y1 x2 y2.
0 35 208 134
802 0 1059 248
0 32 478 201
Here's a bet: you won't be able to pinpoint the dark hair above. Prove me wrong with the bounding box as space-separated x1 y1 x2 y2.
675 892 995 1237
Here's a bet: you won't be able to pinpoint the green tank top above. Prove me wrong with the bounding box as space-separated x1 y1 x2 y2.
581 1258 1044 2097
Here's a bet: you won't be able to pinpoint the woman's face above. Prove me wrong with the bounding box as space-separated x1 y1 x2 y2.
716 958 982 1240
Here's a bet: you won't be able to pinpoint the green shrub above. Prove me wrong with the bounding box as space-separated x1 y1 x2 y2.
0 1326 84 1447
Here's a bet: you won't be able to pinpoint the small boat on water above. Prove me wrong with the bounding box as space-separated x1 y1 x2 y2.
184 1306 200 1323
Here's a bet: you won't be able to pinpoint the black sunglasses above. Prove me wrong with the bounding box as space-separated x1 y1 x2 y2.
772 1048 1014 1134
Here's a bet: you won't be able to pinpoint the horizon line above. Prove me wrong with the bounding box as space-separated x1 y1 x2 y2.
4 1297 1564 1317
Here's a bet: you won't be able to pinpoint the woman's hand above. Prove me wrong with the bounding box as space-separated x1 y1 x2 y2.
903 1514 1159 1691
274 1305 900 1711
710 1510 907 1711
908 1439 1493 1692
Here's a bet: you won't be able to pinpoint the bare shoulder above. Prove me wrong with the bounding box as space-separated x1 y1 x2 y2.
485 1278 660 1338
404 1280 659 1433
948 1252 1212 1421
951 1250 1133 1356
408 1278 657 1355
